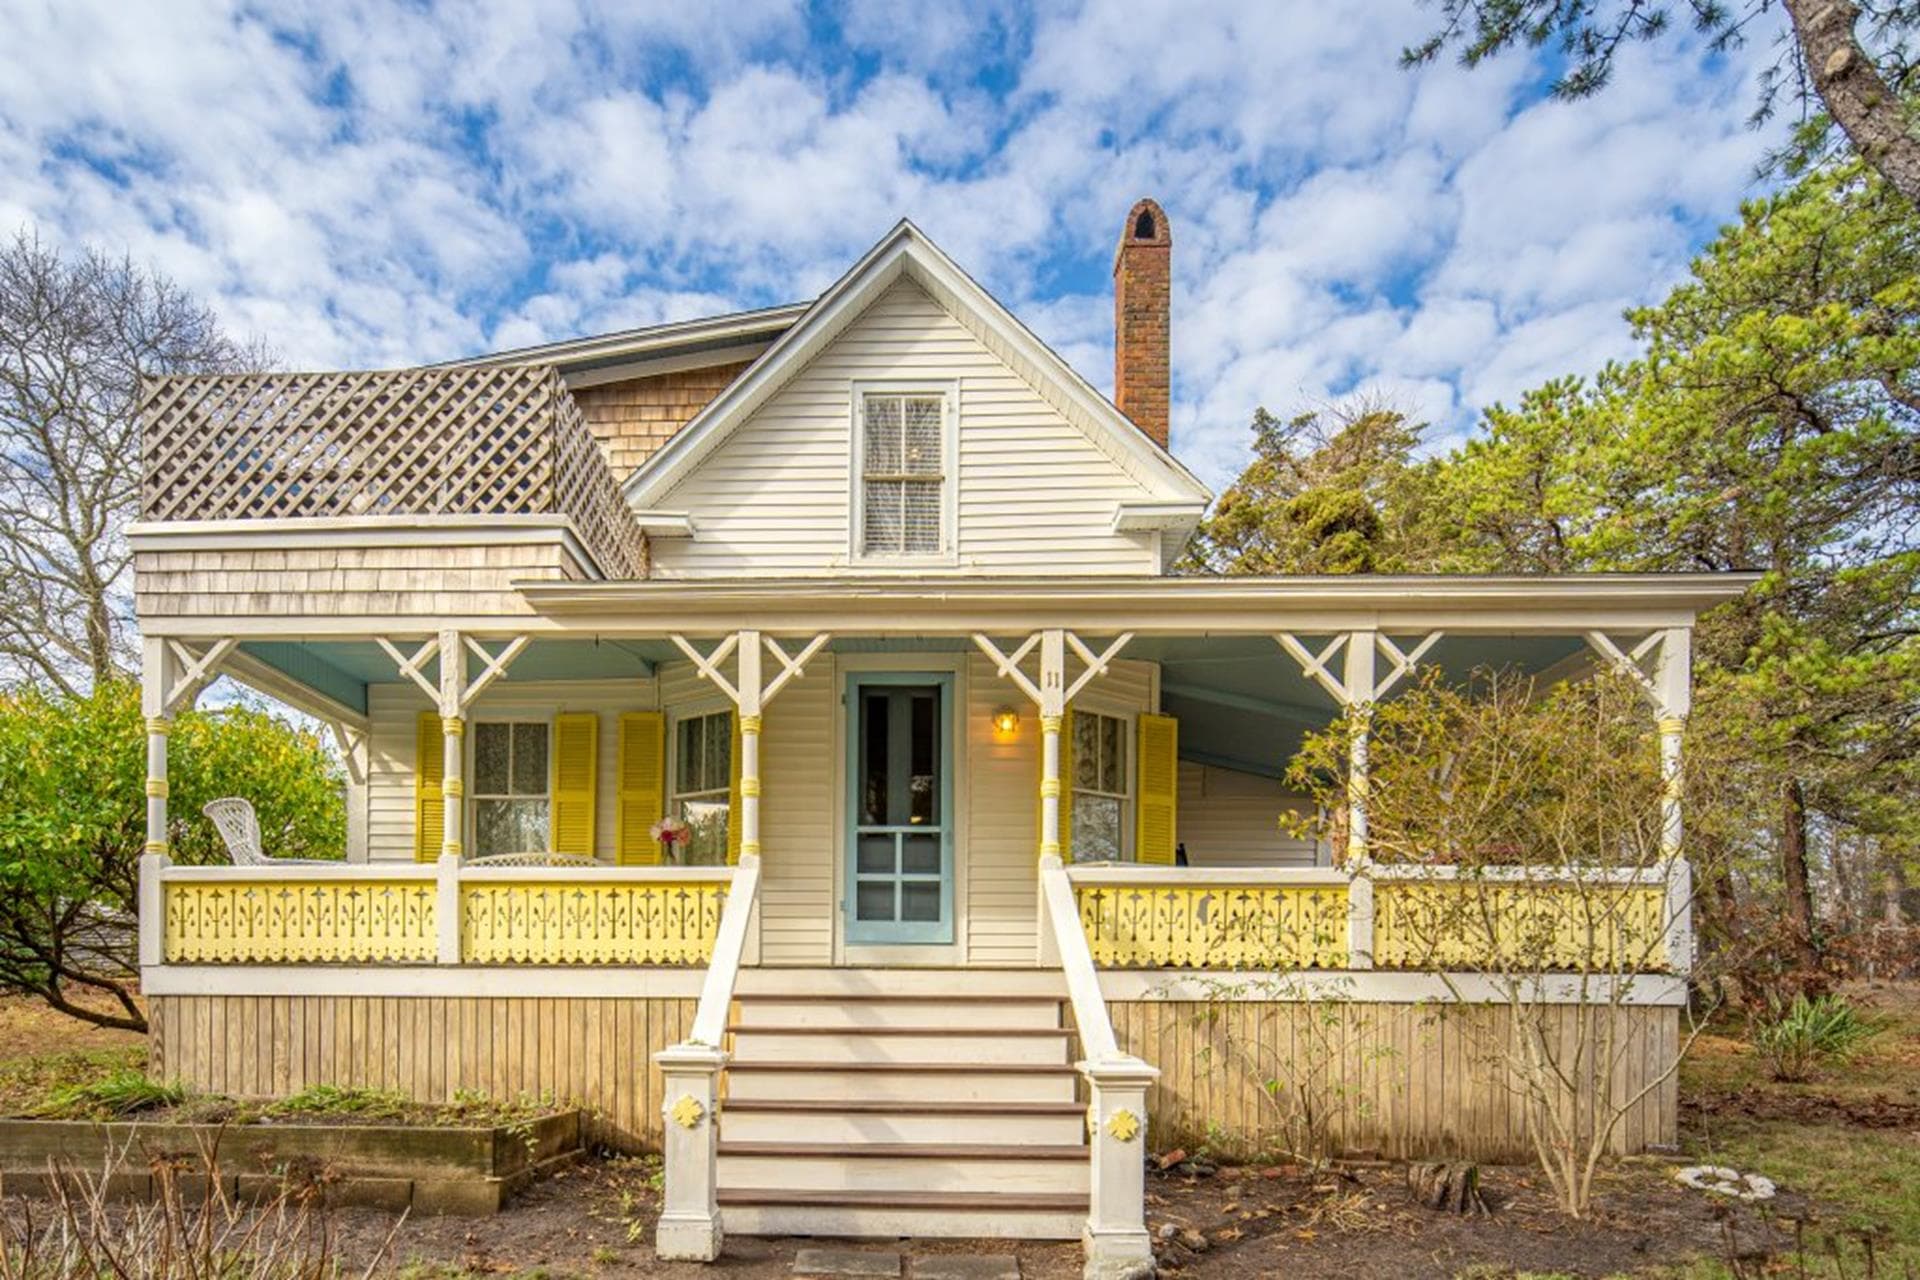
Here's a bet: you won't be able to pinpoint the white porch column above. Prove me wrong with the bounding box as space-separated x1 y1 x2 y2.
140 638 181 860
1343 631 1377 862
1038 629 1067 860
738 629 764 858
654 1042 726 1260
1653 627 1691 859
438 628 466 860
1082 1056 1159 1280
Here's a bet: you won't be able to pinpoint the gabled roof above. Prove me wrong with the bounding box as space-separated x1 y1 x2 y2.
451 303 807 388
622 220 1214 511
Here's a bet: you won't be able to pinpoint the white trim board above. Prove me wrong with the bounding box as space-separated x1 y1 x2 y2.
1097 969 1689 1007
142 964 707 999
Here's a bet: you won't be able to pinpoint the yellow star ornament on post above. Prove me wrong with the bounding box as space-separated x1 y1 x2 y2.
670 1093 706 1130
1104 1108 1140 1142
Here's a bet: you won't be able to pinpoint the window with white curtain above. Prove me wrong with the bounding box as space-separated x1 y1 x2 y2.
472 721 551 856
859 391 947 556
1071 710 1131 862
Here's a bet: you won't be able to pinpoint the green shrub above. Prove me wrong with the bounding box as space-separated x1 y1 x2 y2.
1751 994 1886 1082
32 1068 184 1119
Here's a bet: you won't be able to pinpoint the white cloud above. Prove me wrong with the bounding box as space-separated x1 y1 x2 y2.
0 0 1784 487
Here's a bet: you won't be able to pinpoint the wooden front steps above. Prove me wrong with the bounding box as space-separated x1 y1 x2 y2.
718 972 1088 1240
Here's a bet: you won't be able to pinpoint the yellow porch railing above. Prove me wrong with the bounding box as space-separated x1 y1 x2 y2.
150 861 733 967
461 880 726 965
1372 877 1670 972
1073 873 1351 969
163 878 438 964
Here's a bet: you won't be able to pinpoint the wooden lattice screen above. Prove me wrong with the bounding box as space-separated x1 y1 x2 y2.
140 364 645 578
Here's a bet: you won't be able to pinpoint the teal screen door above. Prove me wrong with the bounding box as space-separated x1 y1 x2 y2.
844 674 954 946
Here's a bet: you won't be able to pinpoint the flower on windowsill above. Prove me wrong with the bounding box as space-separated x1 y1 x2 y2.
651 816 691 862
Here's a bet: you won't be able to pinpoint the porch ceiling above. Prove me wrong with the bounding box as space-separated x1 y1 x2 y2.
232 631 1589 785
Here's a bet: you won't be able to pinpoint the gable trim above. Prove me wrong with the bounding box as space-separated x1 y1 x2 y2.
623 221 1214 512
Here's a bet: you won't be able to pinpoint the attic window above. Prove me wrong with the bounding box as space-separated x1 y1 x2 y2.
1133 210 1156 239
858 391 948 557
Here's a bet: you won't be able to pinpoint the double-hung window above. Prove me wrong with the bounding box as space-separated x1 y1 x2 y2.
671 710 732 865
1071 710 1131 862
859 390 947 557
473 721 551 856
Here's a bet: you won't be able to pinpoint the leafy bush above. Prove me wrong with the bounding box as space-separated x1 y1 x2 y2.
31 1068 184 1119
0 680 344 1031
1751 994 1886 1082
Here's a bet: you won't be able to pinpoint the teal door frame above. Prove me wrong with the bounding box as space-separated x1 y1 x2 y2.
842 671 955 946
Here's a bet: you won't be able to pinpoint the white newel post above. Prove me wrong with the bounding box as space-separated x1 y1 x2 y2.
654 1041 726 1260
438 629 465 861
436 853 463 965
738 630 763 858
138 851 168 969
1082 1056 1160 1280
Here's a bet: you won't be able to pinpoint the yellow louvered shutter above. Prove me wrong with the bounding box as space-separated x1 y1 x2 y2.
615 712 665 866
1038 708 1074 860
551 712 598 857
414 711 443 862
725 710 743 865
1136 712 1178 865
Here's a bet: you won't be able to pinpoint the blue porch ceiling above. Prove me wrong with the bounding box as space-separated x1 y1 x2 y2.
236 632 1589 781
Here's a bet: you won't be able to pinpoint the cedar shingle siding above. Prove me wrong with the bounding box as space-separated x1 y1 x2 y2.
573 360 754 480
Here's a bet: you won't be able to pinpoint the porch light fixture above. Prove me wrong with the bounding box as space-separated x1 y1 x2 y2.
991 705 1020 737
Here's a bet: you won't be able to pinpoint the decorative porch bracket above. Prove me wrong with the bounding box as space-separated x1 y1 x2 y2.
376 631 533 860
669 631 831 858
140 637 239 859
1274 630 1441 970
972 630 1134 863
1586 627 1695 972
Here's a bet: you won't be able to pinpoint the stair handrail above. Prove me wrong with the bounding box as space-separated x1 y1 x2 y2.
1038 853 1122 1062
655 850 760 1263
690 851 761 1047
1040 853 1159 1276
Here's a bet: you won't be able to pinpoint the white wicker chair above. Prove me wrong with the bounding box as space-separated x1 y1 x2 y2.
202 798 335 866
464 851 599 868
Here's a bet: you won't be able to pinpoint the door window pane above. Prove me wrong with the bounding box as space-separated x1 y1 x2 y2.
858 834 897 875
900 834 940 875
856 882 895 922
900 882 940 922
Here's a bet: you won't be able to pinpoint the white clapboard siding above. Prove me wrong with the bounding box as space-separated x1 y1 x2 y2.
1175 761 1323 867
963 654 1156 965
654 655 837 965
650 280 1162 578
366 679 659 863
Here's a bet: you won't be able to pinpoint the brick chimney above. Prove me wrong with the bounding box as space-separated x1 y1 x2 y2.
1113 197 1171 449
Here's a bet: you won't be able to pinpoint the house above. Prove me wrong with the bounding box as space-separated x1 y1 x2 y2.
132 200 1748 1275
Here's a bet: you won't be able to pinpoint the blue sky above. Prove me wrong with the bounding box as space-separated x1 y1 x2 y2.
0 1 1782 489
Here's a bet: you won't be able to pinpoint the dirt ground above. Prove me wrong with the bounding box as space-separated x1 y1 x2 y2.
3 985 1916 1278
308 1150 1787 1280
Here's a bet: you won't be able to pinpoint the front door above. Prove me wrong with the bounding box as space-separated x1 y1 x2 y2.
844 674 954 946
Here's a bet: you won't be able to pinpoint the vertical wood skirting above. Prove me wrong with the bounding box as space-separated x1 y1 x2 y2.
1107 1000 1678 1163
148 995 695 1153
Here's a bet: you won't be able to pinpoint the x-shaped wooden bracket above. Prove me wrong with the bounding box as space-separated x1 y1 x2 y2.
157 638 239 716
670 631 832 713
1275 631 1443 705
377 633 532 715
972 630 1134 713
